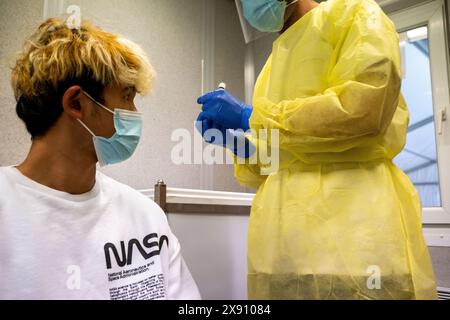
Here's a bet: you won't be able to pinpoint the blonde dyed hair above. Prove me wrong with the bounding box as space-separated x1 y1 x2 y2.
11 18 155 101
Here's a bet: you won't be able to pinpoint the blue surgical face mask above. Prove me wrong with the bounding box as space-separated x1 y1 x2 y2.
242 0 298 33
77 91 143 167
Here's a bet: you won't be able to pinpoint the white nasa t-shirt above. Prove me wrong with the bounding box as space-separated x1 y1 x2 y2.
0 166 201 300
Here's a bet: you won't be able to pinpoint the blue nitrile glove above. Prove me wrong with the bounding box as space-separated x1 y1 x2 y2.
197 89 253 131
229 129 256 159
195 114 228 146
195 114 256 158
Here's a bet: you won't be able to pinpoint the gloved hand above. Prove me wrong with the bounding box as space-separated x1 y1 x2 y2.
197 89 253 131
195 115 228 146
195 114 256 158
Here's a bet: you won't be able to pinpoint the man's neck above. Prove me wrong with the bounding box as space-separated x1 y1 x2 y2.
298 0 319 17
16 138 97 195
281 0 319 34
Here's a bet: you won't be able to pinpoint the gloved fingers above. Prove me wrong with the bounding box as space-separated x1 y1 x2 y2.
203 120 216 143
197 109 217 126
200 103 227 128
196 113 221 144
197 89 223 105
195 112 205 129
210 120 224 131
197 110 237 145
195 113 209 134
241 106 253 131
196 112 205 123
209 119 226 135
206 121 227 145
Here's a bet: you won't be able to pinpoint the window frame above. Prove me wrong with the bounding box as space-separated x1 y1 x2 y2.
388 0 450 224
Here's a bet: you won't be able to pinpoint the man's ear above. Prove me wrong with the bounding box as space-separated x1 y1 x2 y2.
62 86 83 119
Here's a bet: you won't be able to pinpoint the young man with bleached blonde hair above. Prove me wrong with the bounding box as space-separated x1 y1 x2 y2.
0 18 201 300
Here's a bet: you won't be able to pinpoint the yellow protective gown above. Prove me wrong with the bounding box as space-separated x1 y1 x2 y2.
234 0 437 299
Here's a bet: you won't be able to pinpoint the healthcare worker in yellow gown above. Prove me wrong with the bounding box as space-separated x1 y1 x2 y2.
196 0 437 299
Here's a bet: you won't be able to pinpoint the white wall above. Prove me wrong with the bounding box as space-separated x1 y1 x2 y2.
167 212 249 300
0 0 44 164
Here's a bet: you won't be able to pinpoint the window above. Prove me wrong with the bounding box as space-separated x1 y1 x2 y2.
395 26 441 208
389 0 450 224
